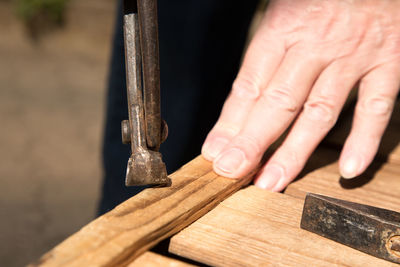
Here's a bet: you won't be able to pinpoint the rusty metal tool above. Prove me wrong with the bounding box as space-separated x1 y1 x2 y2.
301 193 400 264
121 0 170 186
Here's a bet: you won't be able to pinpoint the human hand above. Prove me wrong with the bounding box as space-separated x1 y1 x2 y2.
202 0 400 191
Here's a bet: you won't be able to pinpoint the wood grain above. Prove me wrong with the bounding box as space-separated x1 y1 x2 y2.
169 186 396 267
32 156 255 267
285 146 400 212
127 252 196 267
31 98 399 266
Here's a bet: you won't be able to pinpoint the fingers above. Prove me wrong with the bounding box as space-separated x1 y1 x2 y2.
339 63 400 178
254 60 360 191
202 29 285 160
213 48 326 178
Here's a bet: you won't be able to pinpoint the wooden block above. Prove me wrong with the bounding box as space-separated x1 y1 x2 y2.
127 252 196 267
285 147 400 213
32 156 255 267
170 186 395 266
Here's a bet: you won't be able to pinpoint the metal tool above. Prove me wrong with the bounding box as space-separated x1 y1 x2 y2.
301 193 400 264
121 0 170 186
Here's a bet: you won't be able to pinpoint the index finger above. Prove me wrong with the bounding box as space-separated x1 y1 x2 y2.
202 26 285 160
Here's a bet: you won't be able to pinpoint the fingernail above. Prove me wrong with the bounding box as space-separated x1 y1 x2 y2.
255 164 283 190
272 176 289 192
202 137 229 159
215 148 245 174
341 155 363 179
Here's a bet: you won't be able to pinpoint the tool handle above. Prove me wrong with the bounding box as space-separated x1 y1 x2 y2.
137 0 162 150
123 10 147 152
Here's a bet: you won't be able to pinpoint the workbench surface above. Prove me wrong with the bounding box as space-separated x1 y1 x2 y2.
32 100 400 267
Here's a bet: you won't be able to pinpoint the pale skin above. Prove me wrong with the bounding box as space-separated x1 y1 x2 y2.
202 0 400 191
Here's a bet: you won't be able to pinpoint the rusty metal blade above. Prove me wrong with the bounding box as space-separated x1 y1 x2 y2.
301 193 400 264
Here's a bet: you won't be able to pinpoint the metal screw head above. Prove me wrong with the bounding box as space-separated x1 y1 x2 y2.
121 120 131 144
161 119 168 143
387 236 400 258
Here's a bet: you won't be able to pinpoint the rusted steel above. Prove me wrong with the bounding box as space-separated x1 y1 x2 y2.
121 0 170 186
301 193 400 264
137 0 162 150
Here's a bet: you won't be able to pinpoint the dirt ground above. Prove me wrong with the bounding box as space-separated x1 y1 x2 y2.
0 1 117 266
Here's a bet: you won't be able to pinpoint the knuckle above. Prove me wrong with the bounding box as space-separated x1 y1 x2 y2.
303 98 337 126
213 122 241 137
287 150 302 170
275 149 302 170
233 135 263 159
261 86 299 113
356 96 393 117
232 76 261 100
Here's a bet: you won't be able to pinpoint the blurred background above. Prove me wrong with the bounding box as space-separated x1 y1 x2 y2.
0 0 117 266
0 0 271 265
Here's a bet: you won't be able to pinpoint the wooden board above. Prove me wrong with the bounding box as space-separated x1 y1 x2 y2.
128 252 196 267
32 97 399 266
32 156 256 267
169 186 396 267
286 146 400 212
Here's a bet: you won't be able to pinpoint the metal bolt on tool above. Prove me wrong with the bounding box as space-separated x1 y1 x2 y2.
388 236 400 258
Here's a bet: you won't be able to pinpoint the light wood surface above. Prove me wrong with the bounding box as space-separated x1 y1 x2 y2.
169 186 396 267
169 99 400 266
285 146 400 212
32 99 400 266
127 252 196 267
31 156 255 267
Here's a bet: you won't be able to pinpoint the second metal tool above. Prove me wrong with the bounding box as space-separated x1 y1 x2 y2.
121 0 170 186
301 193 400 264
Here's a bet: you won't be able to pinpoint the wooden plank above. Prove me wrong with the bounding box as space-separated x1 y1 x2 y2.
285 146 400 213
32 156 256 267
169 186 396 267
127 252 196 267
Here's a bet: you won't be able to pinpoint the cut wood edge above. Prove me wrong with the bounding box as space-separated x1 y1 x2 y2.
127 252 196 267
